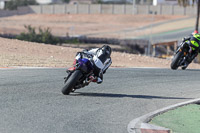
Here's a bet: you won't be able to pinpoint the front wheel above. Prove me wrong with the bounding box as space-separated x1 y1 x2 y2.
62 70 83 95
170 51 184 70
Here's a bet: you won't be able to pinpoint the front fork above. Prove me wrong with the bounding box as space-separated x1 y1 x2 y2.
64 60 77 83
64 71 72 83
177 48 189 66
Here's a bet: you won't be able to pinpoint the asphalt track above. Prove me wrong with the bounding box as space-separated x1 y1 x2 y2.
1 68 200 133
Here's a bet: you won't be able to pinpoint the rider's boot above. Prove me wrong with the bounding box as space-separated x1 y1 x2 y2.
97 72 103 84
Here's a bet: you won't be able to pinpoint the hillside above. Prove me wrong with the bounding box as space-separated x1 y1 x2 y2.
1 14 200 69
1 37 200 69
0 14 186 39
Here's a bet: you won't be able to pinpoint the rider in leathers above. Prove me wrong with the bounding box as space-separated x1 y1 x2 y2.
75 45 112 84
182 31 200 69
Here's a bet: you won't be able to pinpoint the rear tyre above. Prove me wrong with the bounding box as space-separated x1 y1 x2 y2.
62 70 83 95
171 51 183 70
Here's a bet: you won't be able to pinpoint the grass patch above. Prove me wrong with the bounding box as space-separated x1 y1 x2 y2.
150 104 200 133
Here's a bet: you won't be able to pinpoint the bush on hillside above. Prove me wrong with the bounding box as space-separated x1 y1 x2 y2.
16 25 80 45
17 25 62 45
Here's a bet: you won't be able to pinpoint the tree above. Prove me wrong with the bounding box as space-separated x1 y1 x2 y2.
178 0 200 33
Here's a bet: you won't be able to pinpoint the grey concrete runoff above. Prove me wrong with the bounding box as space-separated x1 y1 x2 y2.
127 98 200 133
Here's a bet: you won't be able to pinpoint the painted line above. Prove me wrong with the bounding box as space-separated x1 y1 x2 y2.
129 67 168 69
0 66 54 70
134 27 193 39
110 67 169 69
83 16 193 37
0 67 15 69
127 98 200 133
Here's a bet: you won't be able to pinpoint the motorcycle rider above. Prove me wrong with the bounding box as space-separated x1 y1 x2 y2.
75 45 112 84
182 31 200 69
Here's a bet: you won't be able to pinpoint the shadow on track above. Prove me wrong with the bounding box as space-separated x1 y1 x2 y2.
72 92 191 99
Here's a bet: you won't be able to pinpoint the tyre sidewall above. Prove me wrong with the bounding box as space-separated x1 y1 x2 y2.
62 70 83 95
171 51 184 70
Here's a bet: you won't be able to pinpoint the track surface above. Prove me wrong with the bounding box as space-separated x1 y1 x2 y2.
0 68 200 133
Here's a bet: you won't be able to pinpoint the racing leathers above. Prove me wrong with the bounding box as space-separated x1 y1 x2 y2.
75 46 112 84
182 33 200 68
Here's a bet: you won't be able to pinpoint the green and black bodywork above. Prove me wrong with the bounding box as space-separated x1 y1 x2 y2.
171 33 200 70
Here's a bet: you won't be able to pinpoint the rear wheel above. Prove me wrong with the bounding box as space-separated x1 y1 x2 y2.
62 70 83 95
171 51 184 70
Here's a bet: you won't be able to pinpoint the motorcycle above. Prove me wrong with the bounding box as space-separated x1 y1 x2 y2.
62 52 96 95
171 41 191 70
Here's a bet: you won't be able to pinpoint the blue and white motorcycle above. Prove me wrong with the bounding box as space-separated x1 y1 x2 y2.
62 52 96 95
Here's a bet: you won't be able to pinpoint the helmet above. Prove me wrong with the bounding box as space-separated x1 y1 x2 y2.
101 45 112 56
193 30 199 34
96 45 112 63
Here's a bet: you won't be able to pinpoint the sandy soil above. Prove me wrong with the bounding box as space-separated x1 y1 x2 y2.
1 37 200 69
0 14 186 39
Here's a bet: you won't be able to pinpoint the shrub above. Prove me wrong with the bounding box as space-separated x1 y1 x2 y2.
16 25 80 45
17 25 62 45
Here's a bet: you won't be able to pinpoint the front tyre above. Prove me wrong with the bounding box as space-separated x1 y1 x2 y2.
170 51 183 70
62 70 83 95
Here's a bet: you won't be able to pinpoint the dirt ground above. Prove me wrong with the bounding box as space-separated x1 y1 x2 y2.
1 14 200 69
0 14 186 38
1 37 200 69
